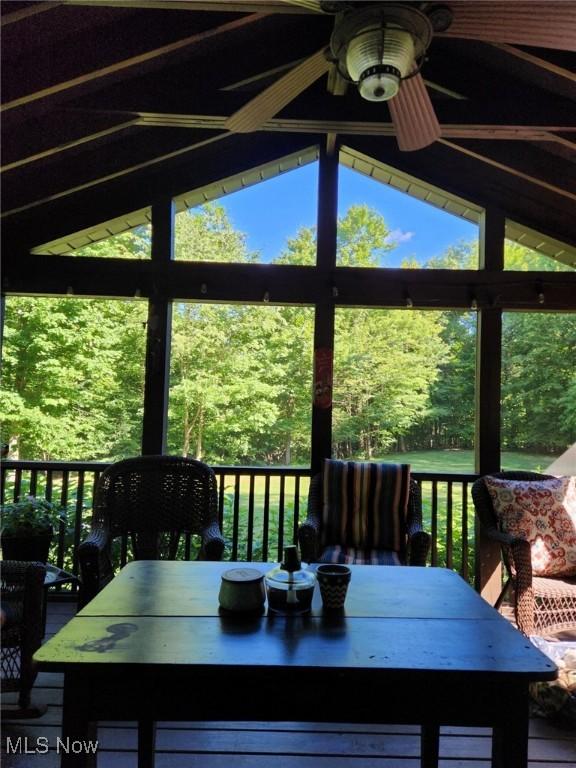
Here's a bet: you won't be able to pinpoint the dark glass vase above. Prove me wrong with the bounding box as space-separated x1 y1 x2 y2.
1 529 53 563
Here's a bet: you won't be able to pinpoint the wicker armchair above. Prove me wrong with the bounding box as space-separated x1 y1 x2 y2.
78 455 225 607
472 471 576 636
298 467 430 567
1 560 47 716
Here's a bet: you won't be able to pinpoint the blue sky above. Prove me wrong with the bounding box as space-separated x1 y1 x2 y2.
216 161 478 266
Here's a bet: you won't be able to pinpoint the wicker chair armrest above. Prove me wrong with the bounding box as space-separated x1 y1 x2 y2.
507 537 533 579
77 529 113 608
507 537 534 635
200 522 225 561
298 516 321 563
297 474 322 563
481 524 529 554
408 530 431 566
405 479 429 566
300 473 322 560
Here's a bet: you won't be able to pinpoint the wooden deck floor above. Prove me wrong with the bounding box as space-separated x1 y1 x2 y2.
2 601 575 767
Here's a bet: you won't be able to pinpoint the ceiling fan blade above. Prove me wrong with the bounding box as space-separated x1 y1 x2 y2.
443 2 576 51
225 48 330 133
389 73 441 152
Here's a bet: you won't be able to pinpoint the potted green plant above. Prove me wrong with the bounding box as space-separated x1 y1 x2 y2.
1 496 66 563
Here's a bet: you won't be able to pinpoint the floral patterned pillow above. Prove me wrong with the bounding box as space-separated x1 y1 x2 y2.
485 476 576 577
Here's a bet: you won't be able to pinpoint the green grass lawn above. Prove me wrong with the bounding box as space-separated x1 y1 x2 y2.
373 449 557 473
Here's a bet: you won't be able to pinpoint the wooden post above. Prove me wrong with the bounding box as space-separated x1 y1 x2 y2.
311 139 338 474
141 199 174 456
0 293 5 362
475 207 504 599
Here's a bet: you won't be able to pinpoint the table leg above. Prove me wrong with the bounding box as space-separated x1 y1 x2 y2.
421 723 439 768
61 672 97 768
491 689 530 768
138 718 157 768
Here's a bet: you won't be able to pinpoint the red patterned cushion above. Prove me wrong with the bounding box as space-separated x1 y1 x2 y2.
485 476 576 577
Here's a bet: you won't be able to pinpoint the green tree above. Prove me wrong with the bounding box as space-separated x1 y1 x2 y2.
1 295 146 460
502 312 576 453
333 308 448 457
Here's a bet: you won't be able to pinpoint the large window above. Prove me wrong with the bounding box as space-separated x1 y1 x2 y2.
505 220 576 272
0 297 147 460
337 151 480 269
167 303 314 465
501 312 576 471
332 309 477 472
32 213 152 259
174 160 319 265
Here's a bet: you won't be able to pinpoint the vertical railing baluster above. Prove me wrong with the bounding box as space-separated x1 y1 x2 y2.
59 471 70 571
262 475 270 562
45 470 53 502
293 475 301 545
0 465 6 503
29 468 38 497
431 481 438 567
278 475 286 561
14 468 22 501
72 472 85 578
461 482 469 582
246 474 255 562
232 474 240 561
216 472 225 530
446 481 453 571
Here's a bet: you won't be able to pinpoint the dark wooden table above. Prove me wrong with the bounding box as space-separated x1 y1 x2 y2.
35 561 557 768
42 564 78 636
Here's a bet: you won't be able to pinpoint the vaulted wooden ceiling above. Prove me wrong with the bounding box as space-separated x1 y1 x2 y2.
2 0 576 256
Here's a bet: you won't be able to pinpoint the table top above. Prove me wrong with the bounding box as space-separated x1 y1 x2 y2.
44 563 77 587
35 561 557 681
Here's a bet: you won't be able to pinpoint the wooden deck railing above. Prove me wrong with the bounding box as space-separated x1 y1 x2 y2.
1 461 478 587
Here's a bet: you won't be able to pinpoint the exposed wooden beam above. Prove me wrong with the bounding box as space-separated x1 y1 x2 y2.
4 254 575 310
311 143 338 473
141 198 174 455
546 134 576 151
1 13 268 113
58 0 315 12
0 1 61 26
73 82 575 131
1 119 137 172
491 43 576 84
135 113 575 142
439 138 576 203
2 132 231 217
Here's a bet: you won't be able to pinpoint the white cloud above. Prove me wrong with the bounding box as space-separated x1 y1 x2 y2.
386 228 415 245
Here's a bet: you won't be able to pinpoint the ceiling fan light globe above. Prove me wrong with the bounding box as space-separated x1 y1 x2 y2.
345 27 415 102
358 69 399 101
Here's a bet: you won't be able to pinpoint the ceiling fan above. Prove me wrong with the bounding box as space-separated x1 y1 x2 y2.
225 1 576 151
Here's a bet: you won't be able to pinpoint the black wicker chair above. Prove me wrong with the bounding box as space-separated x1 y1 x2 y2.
78 455 225 607
1 560 47 717
298 465 430 567
472 471 576 636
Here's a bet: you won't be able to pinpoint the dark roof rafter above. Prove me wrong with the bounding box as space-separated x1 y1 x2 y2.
1 11 269 112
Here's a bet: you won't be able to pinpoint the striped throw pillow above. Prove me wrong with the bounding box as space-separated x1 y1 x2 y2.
321 460 411 552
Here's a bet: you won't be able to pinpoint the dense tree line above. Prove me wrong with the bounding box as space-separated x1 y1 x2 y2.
1 204 574 464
